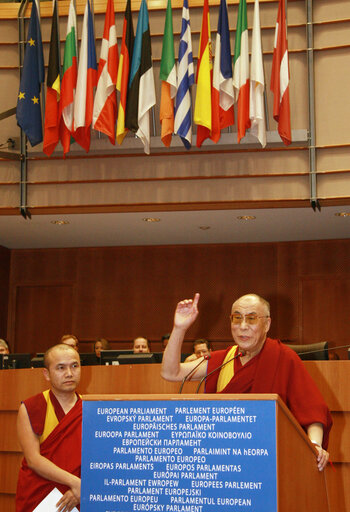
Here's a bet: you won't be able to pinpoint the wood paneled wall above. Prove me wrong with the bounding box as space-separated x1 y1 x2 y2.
4 238 350 358
0 245 10 341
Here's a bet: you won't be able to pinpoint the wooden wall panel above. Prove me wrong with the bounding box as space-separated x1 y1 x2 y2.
275 239 350 351
13 285 74 354
0 245 10 341
74 244 277 342
299 277 350 358
0 453 22 494
6 239 350 357
0 493 16 512
0 412 20 451
325 463 350 512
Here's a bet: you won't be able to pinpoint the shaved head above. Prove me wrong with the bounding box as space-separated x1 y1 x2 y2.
231 294 270 316
44 343 80 369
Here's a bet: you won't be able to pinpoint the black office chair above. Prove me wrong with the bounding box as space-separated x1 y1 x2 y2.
284 341 329 360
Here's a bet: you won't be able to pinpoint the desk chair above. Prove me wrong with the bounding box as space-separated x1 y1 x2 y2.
284 341 329 360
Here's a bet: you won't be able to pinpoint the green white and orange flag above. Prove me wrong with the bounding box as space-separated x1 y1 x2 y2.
59 0 78 155
233 0 250 143
43 0 60 156
159 0 177 147
116 0 134 145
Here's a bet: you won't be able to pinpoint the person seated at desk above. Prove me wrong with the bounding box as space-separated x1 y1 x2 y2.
16 344 82 512
161 292 332 472
94 338 110 359
184 338 211 362
133 337 150 354
61 334 79 353
0 339 9 355
161 333 170 350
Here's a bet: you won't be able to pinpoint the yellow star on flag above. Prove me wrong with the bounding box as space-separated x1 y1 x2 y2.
28 38 35 46
31 96 39 104
18 91 25 100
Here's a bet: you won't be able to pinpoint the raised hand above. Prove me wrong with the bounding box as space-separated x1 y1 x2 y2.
174 293 200 331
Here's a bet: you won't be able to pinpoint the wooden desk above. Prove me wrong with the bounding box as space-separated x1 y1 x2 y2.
0 362 348 511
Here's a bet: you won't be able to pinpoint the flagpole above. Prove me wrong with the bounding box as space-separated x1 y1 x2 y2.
91 0 100 140
36 0 45 128
306 0 319 211
55 0 61 79
18 0 29 219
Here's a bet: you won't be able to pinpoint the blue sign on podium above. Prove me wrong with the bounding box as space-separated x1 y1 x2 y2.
81 399 277 512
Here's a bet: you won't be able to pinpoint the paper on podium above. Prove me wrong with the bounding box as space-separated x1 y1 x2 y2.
33 487 79 512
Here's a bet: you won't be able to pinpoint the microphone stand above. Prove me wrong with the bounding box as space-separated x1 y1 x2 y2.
178 355 211 394
195 350 244 394
285 343 350 357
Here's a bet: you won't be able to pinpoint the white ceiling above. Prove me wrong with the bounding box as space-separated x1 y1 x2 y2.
0 205 349 249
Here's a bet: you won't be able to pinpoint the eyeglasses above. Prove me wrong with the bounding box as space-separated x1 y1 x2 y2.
230 313 269 325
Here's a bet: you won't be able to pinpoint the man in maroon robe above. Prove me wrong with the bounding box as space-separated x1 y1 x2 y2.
16 344 82 512
161 292 332 471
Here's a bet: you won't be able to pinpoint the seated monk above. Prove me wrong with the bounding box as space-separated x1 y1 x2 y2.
161 293 332 472
16 344 82 512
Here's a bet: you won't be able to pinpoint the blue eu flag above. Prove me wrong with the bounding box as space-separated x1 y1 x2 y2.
16 1 44 147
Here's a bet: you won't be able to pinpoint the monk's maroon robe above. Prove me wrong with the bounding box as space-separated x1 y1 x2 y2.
16 391 82 512
205 338 332 449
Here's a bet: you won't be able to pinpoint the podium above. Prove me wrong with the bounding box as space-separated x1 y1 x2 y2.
81 394 329 512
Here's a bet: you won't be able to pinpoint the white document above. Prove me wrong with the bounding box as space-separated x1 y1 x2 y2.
33 487 79 512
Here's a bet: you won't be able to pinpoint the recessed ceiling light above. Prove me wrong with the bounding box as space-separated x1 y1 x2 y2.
50 220 70 226
334 212 350 218
237 215 256 221
199 226 211 230
142 217 161 222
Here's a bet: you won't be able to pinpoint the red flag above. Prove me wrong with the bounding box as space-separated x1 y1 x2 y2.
92 0 119 144
270 0 291 146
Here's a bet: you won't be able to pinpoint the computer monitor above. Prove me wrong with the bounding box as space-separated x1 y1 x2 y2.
348 348 350 360
79 353 100 366
117 353 157 365
31 356 44 368
150 352 190 363
152 352 163 363
1 353 32 369
100 349 134 366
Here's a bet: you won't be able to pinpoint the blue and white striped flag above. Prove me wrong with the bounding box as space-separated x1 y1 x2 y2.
174 0 194 149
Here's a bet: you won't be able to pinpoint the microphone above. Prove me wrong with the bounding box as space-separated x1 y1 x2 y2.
196 349 245 394
179 355 211 394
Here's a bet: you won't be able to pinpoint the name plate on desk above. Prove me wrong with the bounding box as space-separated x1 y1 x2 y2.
81 399 277 512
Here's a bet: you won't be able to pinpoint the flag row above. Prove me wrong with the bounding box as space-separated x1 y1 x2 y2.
16 0 291 157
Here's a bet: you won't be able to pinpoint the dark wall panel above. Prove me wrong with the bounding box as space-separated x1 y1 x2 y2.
7 239 350 358
0 245 10 342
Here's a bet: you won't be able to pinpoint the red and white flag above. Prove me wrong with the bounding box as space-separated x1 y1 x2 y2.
92 0 118 144
270 0 291 146
72 0 97 153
